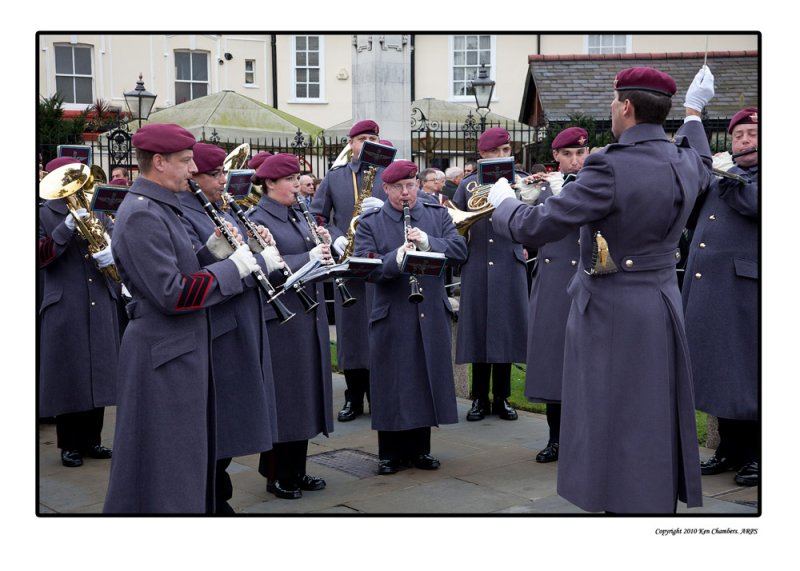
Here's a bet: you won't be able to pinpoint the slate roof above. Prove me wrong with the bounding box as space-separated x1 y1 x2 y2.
520 51 759 125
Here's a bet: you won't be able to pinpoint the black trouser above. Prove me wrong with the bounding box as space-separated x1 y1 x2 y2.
378 427 431 462
55 407 104 451
343 368 370 406
215 457 235 514
716 417 759 465
471 363 511 401
545 402 561 444
258 440 309 482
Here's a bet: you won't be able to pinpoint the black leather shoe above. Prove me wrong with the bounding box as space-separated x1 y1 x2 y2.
700 454 736 475
493 399 518 420
84 444 112 459
61 450 83 468
466 399 490 421
413 454 441 470
266 479 302 499
734 461 759 487
337 401 364 422
378 460 400 475
295 474 326 491
535 442 559 463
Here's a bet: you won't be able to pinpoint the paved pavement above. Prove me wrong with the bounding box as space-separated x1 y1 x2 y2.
37 371 758 516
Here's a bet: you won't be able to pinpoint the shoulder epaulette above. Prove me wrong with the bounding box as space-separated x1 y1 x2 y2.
360 206 381 218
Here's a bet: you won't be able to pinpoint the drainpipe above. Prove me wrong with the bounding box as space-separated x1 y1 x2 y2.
271 34 278 109
410 34 415 103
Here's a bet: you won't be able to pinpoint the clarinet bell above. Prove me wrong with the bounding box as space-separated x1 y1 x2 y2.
295 285 320 313
269 295 296 324
408 277 424 304
337 280 357 308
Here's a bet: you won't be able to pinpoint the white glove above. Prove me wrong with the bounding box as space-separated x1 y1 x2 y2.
65 208 89 232
488 177 515 207
547 172 565 196
206 232 235 260
92 245 114 268
229 245 260 278
684 65 715 112
712 151 734 172
396 245 408 266
409 228 430 251
309 243 333 264
259 245 285 273
333 235 348 257
361 197 384 211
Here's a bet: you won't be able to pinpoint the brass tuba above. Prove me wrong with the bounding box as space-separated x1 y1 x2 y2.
39 163 120 282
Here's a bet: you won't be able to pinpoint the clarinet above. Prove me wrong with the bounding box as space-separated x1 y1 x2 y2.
222 191 319 313
402 201 424 304
188 179 295 323
295 194 357 308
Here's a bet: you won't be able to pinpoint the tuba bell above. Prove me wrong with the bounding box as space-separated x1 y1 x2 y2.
39 163 120 282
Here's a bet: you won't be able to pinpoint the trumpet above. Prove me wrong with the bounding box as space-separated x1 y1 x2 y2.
402 200 424 304
295 193 356 307
39 163 120 282
188 179 295 324
220 189 319 314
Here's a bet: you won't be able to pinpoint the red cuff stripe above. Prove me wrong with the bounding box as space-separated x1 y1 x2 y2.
176 272 214 310
39 237 55 266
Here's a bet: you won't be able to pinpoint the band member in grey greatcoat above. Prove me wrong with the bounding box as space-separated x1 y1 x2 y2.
489 66 715 513
524 127 589 464
104 124 263 513
453 127 528 422
311 120 386 421
682 107 759 487
248 153 334 500
38 156 118 468
176 143 281 513
354 160 467 475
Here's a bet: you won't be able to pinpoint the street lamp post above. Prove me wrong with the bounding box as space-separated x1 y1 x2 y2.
123 73 158 129
470 64 495 133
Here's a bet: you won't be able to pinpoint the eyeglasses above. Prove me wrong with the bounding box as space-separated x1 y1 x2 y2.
388 182 418 192
205 170 225 179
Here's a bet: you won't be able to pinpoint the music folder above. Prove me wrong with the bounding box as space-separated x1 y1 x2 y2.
283 258 321 290
225 169 255 199
299 257 382 286
90 184 129 213
357 140 397 168
477 157 515 185
400 251 447 277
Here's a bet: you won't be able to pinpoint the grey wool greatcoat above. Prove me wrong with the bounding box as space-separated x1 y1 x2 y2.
492 121 713 514
248 195 333 443
525 184 581 403
310 160 385 370
453 173 528 364
176 192 278 459
104 178 246 514
682 165 758 420
353 200 468 431
38 201 119 417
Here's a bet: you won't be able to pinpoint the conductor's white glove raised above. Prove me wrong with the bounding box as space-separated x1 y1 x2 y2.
488 177 515 207
684 65 715 112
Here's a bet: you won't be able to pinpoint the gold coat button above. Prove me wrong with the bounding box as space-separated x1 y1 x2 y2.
699 243 706 249
695 273 702 279
625 259 634 268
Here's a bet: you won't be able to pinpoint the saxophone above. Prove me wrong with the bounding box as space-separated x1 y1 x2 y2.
340 165 376 260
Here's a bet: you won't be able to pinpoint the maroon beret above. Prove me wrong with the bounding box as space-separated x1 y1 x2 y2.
247 151 273 170
382 160 417 184
379 139 394 147
478 127 511 152
256 153 301 180
109 178 129 186
613 67 676 97
132 123 196 153
45 157 81 172
349 120 380 138
192 143 226 174
552 127 589 150
728 107 758 134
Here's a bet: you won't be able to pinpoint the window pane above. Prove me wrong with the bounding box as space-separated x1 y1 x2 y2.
454 67 464 81
309 84 319 98
245 72 254 84
296 84 306 98
296 52 306 66
55 46 73 74
297 68 307 82
175 52 190 80
466 36 477 50
454 36 464 50
75 77 93 104
74 47 92 75
296 36 306 50
193 53 208 81
479 51 490 65
193 82 207 99
479 35 490 49
467 52 477 65
309 36 319 50
245 60 254 72
454 51 464 65
309 52 319 66
309 68 319 82
175 82 190 104
56 76 75 103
